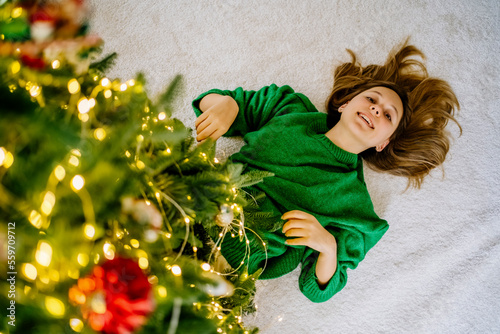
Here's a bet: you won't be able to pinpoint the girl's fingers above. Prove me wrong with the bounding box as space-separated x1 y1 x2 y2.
196 116 210 134
282 219 307 233
284 228 307 238
196 122 217 142
281 210 312 221
194 109 210 128
285 237 308 246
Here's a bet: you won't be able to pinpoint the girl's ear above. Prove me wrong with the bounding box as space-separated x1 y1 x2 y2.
339 101 349 112
376 139 390 152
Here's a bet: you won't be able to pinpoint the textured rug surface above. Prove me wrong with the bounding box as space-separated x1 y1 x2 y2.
89 1 500 333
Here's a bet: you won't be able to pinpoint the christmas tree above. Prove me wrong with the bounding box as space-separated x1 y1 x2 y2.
0 1 266 333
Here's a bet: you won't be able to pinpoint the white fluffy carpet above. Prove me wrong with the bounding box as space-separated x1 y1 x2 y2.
89 1 500 333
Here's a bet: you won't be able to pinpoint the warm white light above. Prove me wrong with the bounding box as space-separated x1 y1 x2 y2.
103 242 116 260
77 253 89 267
68 79 80 94
84 224 95 239
171 265 182 276
29 210 43 229
36 241 53 267
94 128 106 141
120 83 127 91
10 61 20 74
0 147 6 165
69 318 84 332
138 257 149 269
100 78 110 87
158 112 166 120
54 165 66 181
41 191 56 215
201 263 211 271
30 85 41 97
78 98 90 114
0 148 14 168
22 263 37 281
71 175 85 191
52 60 60 69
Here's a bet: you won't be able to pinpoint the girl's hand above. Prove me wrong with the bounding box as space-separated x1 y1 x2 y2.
282 210 337 255
195 94 239 142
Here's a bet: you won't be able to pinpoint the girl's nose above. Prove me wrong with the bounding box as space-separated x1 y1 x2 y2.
370 105 380 116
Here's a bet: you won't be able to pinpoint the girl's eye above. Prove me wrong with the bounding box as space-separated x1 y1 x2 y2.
367 97 375 103
385 113 392 121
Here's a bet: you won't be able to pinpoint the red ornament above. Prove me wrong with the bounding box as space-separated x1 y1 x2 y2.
69 257 155 334
20 54 46 69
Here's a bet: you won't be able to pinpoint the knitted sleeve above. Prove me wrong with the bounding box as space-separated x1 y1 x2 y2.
192 84 315 137
298 224 388 303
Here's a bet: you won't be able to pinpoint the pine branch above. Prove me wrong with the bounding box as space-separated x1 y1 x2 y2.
89 52 118 74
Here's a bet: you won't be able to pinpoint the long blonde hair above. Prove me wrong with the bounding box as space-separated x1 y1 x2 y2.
326 41 462 188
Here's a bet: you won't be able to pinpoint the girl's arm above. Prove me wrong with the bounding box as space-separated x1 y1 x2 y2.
282 210 338 287
192 84 315 139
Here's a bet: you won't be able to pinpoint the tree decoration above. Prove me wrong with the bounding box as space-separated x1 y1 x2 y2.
69 257 155 334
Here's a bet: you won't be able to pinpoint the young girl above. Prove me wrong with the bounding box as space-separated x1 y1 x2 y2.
192 42 461 303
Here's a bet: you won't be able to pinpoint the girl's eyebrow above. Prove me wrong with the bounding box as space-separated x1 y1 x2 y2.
372 90 399 117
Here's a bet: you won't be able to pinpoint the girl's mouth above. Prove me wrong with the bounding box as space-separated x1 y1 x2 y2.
357 112 374 129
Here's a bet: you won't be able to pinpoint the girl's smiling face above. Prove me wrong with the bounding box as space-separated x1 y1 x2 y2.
338 86 404 152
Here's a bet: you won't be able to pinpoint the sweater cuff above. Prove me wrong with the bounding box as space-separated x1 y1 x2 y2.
299 257 344 303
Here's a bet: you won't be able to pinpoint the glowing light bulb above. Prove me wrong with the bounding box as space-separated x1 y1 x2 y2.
71 175 85 191
70 318 84 332
138 257 149 269
157 286 167 298
78 98 90 114
68 79 80 94
22 263 37 281
29 210 42 229
52 60 60 69
35 241 53 267
104 89 112 98
94 128 106 141
84 224 95 239
171 265 182 276
77 253 89 267
54 165 66 181
0 147 6 165
127 79 135 86
130 239 140 248
103 242 115 260
10 61 20 74
201 263 211 271
45 297 65 317
41 191 56 215
68 156 79 167
158 112 166 120
120 83 127 91
136 161 145 169
30 85 41 97
0 148 14 168
100 78 110 87
11 7 23 18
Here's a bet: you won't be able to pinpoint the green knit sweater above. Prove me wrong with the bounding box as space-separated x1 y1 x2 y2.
192 84 389 303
